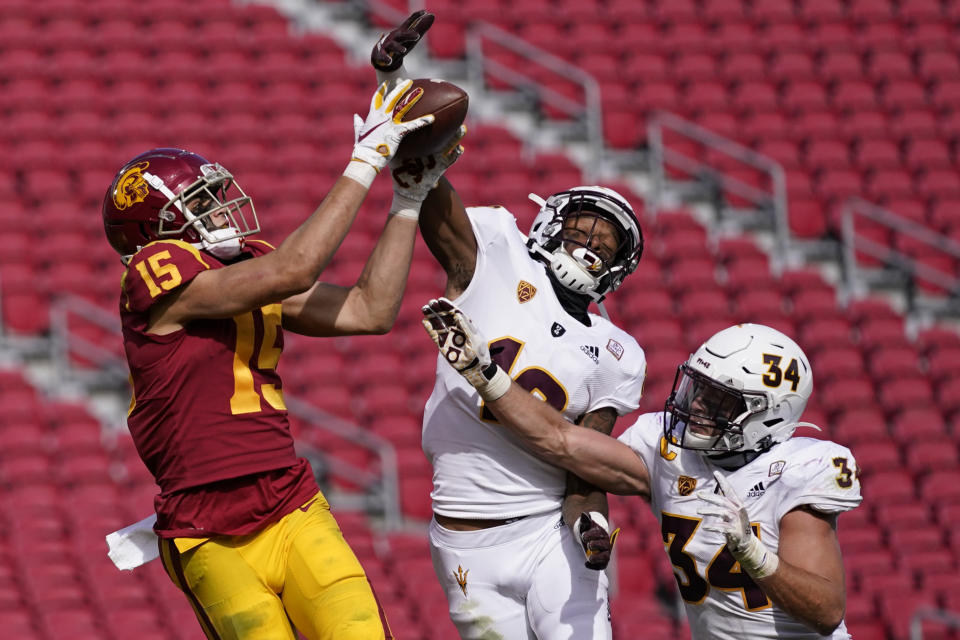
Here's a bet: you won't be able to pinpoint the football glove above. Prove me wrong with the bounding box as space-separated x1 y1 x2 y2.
421 297 511 401
345 80 434 187
389 125 467 219
371 10 435 72
696 470 780 579
578 512 621 571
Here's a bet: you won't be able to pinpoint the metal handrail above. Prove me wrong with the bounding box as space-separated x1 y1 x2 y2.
840 198 960 308
48 294 403 528
647 111 790 266
910 608 960 640
465 21 604 176
50 296 127 385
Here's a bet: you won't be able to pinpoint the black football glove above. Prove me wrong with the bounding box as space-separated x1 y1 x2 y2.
578 512 620 571
371 10 435 72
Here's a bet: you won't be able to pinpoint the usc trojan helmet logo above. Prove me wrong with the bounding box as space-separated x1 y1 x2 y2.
113 161 151 210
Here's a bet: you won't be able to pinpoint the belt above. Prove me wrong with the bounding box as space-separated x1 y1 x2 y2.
434 513 527 531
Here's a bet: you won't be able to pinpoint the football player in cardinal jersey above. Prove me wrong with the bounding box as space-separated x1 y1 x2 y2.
423 311 862 640
101 81 462 640
373 12 646 639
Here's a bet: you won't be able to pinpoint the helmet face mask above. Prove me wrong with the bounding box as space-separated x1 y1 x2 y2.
663 324 813 459
528 186 643 301
158 163 256 249
103 148 259 262
665 364 769 452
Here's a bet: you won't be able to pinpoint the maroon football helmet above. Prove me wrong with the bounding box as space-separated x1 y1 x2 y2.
102 148 259 262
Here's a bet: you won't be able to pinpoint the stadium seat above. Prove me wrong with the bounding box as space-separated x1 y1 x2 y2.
852 440 901 475
874 502 932 531
862 469 916 502
919 470 960 504
891 407 948 443
831 408 888 445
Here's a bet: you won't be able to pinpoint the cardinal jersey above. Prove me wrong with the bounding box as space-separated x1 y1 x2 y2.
121 239 318 537
619 413 862 640
423 206 647 519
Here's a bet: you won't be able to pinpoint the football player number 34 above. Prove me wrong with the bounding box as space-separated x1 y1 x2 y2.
480 337 568 421
661 513 771 611
135 251 285 415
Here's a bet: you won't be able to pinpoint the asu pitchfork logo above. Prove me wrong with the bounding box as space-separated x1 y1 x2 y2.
113 161 151 210
454 565 469 597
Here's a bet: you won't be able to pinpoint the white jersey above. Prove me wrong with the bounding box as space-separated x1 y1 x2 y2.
619 413 862 640
423 206 647 519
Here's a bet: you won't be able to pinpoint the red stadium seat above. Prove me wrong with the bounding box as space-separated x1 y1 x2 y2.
861 469 915 502
845 548 896 578
878 377 934 413
867 346 922 382
799 318 854 351
919 470 960 504
832 408 889 448
891 407 948 443
838 526 884 552
874 502 932 530
852 440 901 475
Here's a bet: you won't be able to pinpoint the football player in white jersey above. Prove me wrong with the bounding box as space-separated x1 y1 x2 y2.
422 311 862 640
373 13 647 639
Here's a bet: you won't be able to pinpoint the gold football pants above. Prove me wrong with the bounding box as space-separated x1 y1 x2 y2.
158 492 392 640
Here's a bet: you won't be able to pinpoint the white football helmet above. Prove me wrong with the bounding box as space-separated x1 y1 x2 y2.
527 186 643 301
664 324 814 459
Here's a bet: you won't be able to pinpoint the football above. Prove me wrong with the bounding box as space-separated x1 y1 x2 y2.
393 78 469 159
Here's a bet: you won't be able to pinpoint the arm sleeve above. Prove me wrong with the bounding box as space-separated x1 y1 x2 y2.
775 442 863 522
122 240 214 313
616 412 663 479
591 343 647 416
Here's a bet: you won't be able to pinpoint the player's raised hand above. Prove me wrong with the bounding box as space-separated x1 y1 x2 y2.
577 512 621 571
372 10 435 72
697 471 780 579
350 80 434 179
389 125 466 219
421 297 511 401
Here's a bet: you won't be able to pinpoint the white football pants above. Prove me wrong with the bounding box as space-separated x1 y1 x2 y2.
429 510 612 640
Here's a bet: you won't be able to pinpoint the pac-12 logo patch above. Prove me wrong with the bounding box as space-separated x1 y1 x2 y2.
551 322 566 337
677 475 697 496
606 339 624 360
517 280 537 303
113 161 151 210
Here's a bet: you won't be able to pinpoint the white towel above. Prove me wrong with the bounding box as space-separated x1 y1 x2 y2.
105 514 159 570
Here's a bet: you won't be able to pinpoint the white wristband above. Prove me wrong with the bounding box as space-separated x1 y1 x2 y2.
476 365 511 402
343 160 378 189
732 534 780 579
389 191 422 220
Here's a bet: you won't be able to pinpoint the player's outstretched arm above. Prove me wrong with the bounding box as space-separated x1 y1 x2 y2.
421 297 650 497
698 473 846 635
148 81 432 332
369 12 477 299
283 129 466 337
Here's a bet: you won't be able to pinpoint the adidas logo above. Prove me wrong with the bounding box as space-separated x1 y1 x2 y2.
580 345 599 364
747 481 766 498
